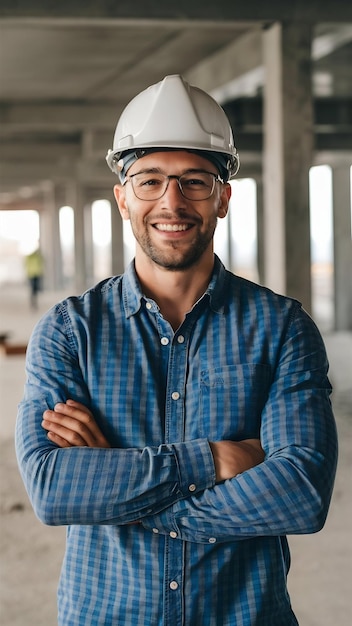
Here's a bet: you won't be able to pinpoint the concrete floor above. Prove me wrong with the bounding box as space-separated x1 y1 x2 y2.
0 284 351 626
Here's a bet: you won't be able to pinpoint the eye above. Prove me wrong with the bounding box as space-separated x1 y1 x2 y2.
135 175 164 188
182 175 211 189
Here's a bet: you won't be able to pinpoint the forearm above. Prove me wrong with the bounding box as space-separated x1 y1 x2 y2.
15 311 216 526
143 330 338 545
142 435 337 543
16 402 215 526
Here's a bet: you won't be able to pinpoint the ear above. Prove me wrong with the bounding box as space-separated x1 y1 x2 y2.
113 184 130 221
217 183 231 219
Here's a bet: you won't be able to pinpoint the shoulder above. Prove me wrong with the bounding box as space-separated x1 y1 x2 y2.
29 275 125 343
224 269 302 316
62 275 124 313
221 269 324 347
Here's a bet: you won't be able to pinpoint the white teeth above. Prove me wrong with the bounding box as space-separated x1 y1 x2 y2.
156 223 189 231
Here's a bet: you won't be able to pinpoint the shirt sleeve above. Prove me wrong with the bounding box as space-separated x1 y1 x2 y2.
141 306 338 543
15 306 215 527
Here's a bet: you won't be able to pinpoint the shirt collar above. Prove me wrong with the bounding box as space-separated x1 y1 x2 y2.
204 254 229 314
122 261 144 317
122 255 229 318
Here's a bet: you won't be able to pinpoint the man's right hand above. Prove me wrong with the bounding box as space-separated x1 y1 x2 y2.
209 439 265 482
42 399 110 448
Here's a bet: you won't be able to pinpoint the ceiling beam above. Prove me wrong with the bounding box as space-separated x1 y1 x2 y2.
0 103 121 134
1 98 350 134
1 131 351 195
312 24 352 60
0 1 351 22
189 24 352 104
186 28 262 95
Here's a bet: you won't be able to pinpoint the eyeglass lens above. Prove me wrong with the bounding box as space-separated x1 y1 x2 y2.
129 172 218 200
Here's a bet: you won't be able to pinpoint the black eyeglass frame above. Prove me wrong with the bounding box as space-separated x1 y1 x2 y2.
123 170 224 201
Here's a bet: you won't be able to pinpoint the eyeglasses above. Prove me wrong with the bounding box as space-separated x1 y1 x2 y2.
124 170 224 201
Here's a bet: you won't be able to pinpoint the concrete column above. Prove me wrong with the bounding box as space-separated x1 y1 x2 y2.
332 165 352 330
66 181 88 294
84 202 94 288
263 22 313 312
39 181 64 291
110 191 125 275
254 175 264 285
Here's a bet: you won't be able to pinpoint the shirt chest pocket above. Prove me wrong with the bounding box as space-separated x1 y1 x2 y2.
198 363 272 440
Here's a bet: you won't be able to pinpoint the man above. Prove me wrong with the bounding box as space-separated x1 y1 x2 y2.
16 75 337 626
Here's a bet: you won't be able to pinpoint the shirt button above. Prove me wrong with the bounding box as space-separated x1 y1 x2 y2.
170 531 177 538
177 335 185 343
171 391 180 400
160 337 169 345
146 302 152 310
208 537 217 544
170 581 178 590
152 528 159 534
188 484 196 492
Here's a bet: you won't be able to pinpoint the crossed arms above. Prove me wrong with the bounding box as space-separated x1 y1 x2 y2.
42 399 265 482
16 298 338 542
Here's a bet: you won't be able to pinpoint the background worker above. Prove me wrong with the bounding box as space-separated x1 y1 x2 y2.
24 246 44 309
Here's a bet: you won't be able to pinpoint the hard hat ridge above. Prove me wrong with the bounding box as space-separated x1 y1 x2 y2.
106 74 239 181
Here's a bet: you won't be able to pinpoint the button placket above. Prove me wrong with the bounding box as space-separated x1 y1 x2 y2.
165 536 184 623
163 322 191 625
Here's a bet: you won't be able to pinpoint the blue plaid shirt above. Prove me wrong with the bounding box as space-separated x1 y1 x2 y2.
16 256 337 626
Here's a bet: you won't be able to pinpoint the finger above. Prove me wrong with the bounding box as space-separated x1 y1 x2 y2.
54 401 94 423
44 406 98 445
53 403 101 440
46 431 73 448
66 399 94 416
42 419 88 447
42 407 110 448
42 414 94 446
58 402 111 448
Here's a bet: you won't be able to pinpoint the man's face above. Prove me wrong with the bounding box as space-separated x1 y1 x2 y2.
114 150 231 272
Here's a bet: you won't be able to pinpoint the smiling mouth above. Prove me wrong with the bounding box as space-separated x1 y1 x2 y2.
154 223 192 232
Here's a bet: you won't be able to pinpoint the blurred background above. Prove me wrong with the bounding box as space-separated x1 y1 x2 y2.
0 2 351 625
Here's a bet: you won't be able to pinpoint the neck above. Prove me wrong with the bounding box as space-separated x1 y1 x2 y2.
135 254 214 330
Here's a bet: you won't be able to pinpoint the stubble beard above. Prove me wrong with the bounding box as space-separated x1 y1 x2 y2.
131 216 218 271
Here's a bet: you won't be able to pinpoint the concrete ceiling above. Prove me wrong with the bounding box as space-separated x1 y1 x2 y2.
0 1 351 206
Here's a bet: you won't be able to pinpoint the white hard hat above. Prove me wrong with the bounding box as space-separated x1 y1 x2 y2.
106 74 239 181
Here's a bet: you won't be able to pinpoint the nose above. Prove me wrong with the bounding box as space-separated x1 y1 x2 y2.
161 177 187 207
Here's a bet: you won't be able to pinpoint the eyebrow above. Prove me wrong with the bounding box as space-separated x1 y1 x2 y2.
129 168 217 177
